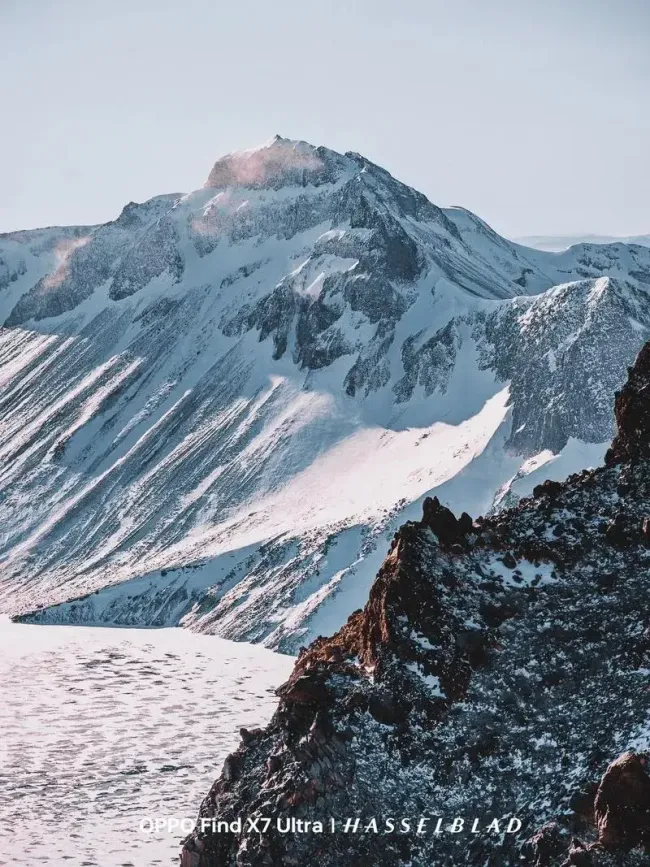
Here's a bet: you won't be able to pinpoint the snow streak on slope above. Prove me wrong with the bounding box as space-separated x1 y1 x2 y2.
1 137 650 649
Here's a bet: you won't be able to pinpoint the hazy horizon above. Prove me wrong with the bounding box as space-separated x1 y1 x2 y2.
1 0 648 238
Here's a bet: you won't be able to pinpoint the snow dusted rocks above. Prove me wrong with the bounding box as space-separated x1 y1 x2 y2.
2 136 650 646
4 195 179 323
478 276 650 454
181 342 650 866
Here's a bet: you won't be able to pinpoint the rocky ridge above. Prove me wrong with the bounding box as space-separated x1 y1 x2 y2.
181 341 650 866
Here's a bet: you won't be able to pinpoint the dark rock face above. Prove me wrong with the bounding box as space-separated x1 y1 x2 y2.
181 342 650 866
606 343 650 467
109 215 184 301
421 495 474 548
393 320 460 403
594 753 650 852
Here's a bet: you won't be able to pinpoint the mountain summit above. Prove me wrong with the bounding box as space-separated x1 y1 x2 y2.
1 138 650 647
205 135 352 190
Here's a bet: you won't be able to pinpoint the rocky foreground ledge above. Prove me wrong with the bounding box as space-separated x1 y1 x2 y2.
181 344 650 867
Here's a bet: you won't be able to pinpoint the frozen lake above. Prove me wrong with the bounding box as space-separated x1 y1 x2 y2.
0 617 294 866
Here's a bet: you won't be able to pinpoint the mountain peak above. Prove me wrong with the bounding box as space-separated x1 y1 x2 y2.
205 136 350 191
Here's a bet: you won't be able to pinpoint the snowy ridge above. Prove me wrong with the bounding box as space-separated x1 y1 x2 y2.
1 136 650 648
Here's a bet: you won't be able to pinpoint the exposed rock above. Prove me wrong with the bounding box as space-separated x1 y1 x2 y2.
642 518 650 546
533 479 564 500
421 495 474 548
595 752 650 851
526 823 570 867
606 342 650 467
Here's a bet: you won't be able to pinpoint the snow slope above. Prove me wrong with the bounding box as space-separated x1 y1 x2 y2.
1 136 650 649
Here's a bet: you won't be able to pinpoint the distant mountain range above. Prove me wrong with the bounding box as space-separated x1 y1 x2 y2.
515 233 650 252
3 136 650 650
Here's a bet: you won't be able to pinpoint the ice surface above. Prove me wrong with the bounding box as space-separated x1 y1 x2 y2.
0 617 294 866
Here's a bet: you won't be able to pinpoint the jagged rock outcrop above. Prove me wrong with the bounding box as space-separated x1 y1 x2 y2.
181 341 650 866
594 753 650 853
606 342 650 467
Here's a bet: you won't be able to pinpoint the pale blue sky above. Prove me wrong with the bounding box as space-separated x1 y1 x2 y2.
1 0 648 236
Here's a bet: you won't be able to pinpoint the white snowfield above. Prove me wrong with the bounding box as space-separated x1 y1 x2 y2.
0 136 648 649
0 617 294 866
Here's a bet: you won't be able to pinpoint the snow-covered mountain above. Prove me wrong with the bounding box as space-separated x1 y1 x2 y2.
2 135 650 649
